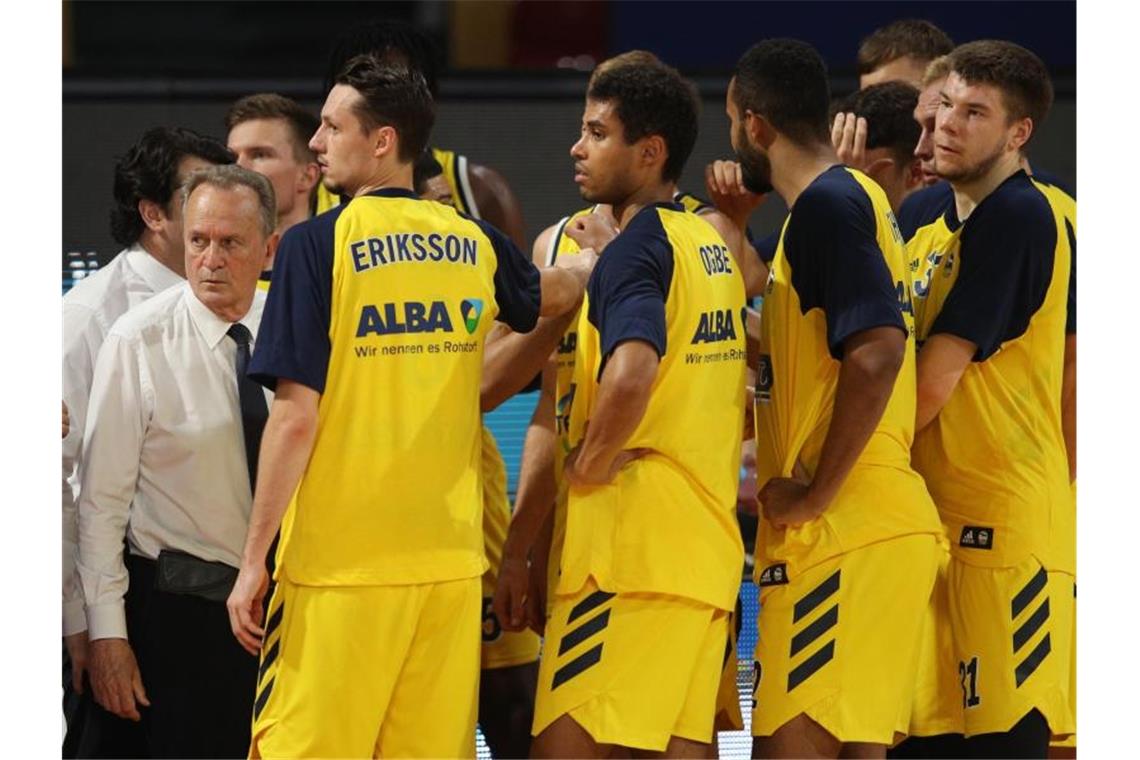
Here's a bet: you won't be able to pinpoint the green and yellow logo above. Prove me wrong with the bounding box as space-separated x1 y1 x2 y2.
460 298 484 335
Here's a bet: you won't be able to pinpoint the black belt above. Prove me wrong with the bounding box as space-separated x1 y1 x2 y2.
128 550 238 604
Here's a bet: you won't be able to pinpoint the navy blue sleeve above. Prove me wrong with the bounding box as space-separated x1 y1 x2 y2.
475 219 541 333
1065 218 1076 335
586 212 673 367
783 182 906 360
929 187 1057 361
754 228 780 264
249 214 336 393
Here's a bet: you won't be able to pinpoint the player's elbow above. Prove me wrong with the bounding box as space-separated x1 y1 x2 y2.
843 326 905 387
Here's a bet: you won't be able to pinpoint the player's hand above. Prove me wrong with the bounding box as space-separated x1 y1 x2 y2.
227 563 269 656
831 112 869 170
88 638 150 721
62 400 70 439
556 245 599 290
705 160 766 227
64 629 89 694
758 477 823 528
526 552 549 635
493 555 532 633
564 211 619 254
564 445 650 486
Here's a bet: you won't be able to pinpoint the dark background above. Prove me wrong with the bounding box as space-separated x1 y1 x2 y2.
63 0 1076 263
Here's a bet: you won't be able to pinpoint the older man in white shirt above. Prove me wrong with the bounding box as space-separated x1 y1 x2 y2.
78 164 277 758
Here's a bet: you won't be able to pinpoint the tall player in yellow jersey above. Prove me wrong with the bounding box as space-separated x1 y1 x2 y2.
907 41 1073 758
725 39 942 758
224 57 592 759
523 59 748 758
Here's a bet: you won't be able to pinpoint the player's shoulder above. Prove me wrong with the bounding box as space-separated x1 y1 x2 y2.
898 182 955 240
793 166 876 226
970 171 1054 233
1028 166 1075 200
673 189 713 215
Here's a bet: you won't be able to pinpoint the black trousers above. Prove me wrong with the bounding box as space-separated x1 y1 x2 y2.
62 643 149 759
125 554 259 759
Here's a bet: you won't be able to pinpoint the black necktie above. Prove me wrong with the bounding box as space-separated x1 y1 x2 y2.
227 323 269 494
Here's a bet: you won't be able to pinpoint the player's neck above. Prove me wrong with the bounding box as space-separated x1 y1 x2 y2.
276 203 311 238
138 231 186 279
951 152 1022 222
612 181 675 229
354 163 415 197
772 139 838 210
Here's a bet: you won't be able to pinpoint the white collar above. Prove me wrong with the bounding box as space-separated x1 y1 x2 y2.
125 243 183 294
182 282 259 350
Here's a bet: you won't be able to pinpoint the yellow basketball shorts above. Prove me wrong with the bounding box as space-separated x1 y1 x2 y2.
481 573 541 670
907 539 964 736
1050 577 1077 748
948 556 1074 739
533 577 730 751
250 574 481 759
714 596 745 732
751 533 939 744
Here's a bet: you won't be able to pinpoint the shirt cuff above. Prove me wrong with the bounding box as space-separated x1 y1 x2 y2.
62 599 87 637
86 600 128 641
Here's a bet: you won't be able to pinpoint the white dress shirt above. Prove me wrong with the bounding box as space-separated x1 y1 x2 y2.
62 245 183 635
78 282 270 640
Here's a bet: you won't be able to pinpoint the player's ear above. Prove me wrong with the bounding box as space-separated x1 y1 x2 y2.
746 110 775 150
138 198 166 232
1008 117 1033 153
863 156 895 182
262 231 280 271
903 158 924 191
373 125 398 159
641 135 666 170
298 162 321 194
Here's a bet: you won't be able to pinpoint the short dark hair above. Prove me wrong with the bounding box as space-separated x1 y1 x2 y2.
225 93 320 163
324 19 441 98
587 61 699 183
733 39 831 146
857 20 954 75
335 55 435 163
948 40 1054 140
835 82 921 167
110 126 233 247
413 151 444 194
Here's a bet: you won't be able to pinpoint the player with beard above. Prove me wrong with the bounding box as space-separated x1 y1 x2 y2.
726 39 942 759
907 41 1074 757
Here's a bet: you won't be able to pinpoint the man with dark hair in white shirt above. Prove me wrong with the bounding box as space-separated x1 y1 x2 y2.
61 126 232 757
78 164 276 758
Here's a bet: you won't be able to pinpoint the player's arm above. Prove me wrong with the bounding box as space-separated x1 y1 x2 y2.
1062 333 1075 481
229 380 319 655
494 363 559 631
915 334 975 432
228 222 333 655
567 340 658 485
565 229 668 486
704 160 769 296
481 225 585 411
759 187 908 527
470 162 528 250
763 325 905 525
77 331 151 721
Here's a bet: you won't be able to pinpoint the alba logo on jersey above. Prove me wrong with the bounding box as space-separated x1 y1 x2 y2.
460 299 483 335
356 301 453 337
691 308 738 344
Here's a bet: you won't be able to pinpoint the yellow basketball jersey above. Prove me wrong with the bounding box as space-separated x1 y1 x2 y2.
754 166 940 576
908 170 1073 573
249 188 542 586
544 191 718 601
561 201 747 610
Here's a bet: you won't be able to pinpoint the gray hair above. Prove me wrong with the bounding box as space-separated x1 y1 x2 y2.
181 164 276 238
